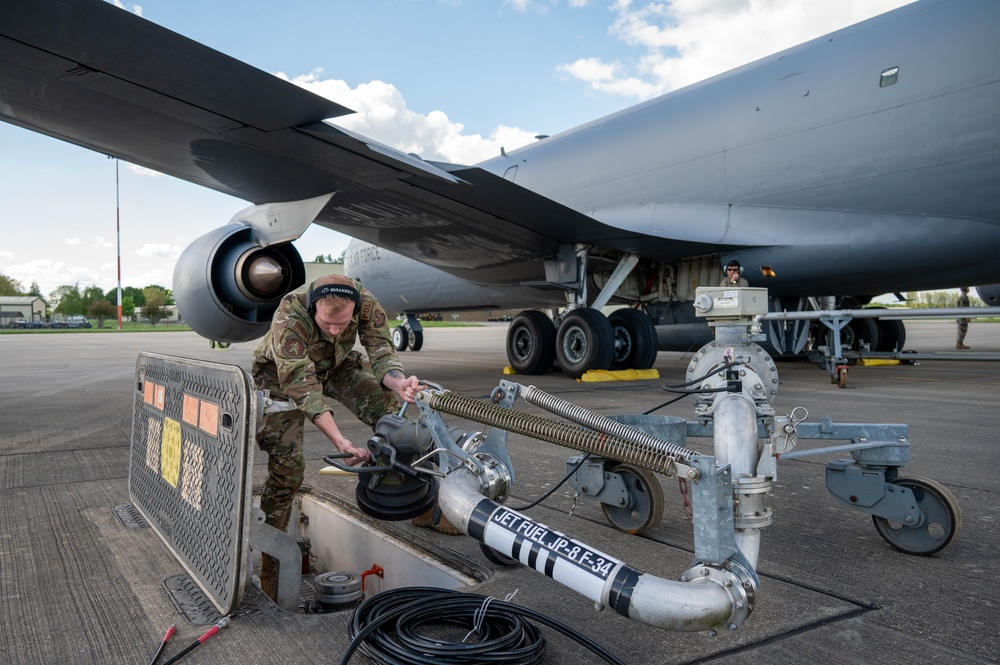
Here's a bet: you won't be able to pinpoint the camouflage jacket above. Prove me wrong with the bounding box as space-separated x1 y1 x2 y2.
251 279 403 421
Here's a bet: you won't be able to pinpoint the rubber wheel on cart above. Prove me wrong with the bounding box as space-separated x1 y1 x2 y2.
872 477 962 555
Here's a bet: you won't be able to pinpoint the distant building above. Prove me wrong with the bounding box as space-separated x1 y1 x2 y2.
0 296 47 326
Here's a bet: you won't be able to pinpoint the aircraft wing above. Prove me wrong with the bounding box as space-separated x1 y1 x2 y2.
0 0 719 286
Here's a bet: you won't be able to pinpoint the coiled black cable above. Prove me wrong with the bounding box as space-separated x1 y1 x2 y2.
341 587 628 665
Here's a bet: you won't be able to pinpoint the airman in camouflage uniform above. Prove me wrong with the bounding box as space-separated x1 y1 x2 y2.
956 286 971 349
251 274 422 533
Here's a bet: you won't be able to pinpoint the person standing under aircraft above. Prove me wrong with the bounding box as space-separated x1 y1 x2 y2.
720 260 749 287
956 286 971 349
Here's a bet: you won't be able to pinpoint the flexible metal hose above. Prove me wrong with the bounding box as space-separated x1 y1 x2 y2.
425 391 681 476
521 385 695 462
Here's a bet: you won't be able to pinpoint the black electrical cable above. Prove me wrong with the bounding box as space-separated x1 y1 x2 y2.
506 453 591 511
641 393 687 415
341 587 628 665
663 359 738 390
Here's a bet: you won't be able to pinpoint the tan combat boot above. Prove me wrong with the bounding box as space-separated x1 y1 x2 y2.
411 506 463 536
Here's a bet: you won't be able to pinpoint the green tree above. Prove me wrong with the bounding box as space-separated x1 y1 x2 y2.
50 284 85 317
0 272 24 296
88 299 117 328
122 296 135 320
123 286 146 308
140 286 170 327
82 285 106 311
27 281 45 299
143 284 174 305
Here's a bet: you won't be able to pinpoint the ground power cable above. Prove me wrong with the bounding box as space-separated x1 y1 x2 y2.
341 587 628 665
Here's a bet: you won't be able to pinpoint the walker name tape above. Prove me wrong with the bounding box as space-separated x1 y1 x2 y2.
470 500 628 602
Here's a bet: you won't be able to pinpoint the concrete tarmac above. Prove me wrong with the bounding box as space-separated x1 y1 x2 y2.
0 320 997 664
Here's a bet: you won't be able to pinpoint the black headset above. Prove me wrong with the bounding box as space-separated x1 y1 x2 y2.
306 282 361 315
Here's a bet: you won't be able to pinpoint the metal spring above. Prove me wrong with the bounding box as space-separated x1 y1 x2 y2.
426 391 681 476
521 385 695 462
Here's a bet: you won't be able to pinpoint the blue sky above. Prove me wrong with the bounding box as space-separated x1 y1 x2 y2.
0 0 913 298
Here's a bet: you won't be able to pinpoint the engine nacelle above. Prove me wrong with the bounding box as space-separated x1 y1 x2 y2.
173 223 305 343
975 284 1000 305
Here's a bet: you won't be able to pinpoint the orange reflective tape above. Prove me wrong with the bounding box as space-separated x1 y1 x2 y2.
199 400 219 437
182 394 200 425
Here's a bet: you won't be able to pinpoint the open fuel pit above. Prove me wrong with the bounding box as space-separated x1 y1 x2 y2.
261 488 481 613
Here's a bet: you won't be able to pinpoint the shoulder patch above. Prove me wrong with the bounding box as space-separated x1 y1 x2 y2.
360 300 374 321
282 335 308 359
372 306 386 328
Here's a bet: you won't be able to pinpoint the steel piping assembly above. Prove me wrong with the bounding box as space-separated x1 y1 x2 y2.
437 467 752 634
409 373 767 636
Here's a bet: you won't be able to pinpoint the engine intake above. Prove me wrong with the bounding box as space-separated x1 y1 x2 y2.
173 223 305 343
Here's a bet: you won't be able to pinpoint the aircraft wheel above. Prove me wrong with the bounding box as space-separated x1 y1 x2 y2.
392 326 408 352
609 309 658 370
872 477 962 555
825 318 880 354
407 330 423 351
506 310 556 374
874 318 906 352
600 464 664 535
555 308 613 379
837 367 848 388
479 542 520 567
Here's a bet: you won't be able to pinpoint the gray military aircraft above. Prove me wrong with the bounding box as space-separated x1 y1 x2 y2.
2 0 998 377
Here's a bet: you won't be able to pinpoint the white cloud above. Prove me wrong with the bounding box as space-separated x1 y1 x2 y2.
561 0 917 100
276 71 538 165
64 237 82 246
126 163 162 177
93 236 114 249
135 242 182 259
108 1 143 17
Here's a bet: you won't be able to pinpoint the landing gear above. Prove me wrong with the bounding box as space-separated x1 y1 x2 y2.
874 318 906 352
872 477 962 556
506 310 556 375
609 309 658 371
555 308 613 379
600 464 665 535
824 316 879 356
392 316 424 351
392 326 407 352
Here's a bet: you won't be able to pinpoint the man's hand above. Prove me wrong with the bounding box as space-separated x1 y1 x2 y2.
383 370 425 404
334 439 370 467
312 411 369 465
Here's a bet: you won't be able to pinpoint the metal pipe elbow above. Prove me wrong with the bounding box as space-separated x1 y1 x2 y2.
438 468 756 635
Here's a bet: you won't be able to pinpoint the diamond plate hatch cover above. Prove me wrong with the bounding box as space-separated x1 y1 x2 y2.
129 352 257 615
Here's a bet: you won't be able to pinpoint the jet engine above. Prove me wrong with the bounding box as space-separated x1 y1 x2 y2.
173 223 305 343
975 284 1000 305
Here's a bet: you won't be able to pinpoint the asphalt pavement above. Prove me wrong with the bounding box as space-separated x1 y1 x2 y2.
0 320 997 664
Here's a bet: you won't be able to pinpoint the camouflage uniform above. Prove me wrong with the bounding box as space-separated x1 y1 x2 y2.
251 278 404 531
956 289 970 348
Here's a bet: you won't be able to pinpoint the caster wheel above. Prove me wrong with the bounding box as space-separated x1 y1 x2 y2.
872 477 962 555
600 464 664 534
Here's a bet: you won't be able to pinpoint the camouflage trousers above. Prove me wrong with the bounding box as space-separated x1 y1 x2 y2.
254 350 400 532
957 319 969 343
